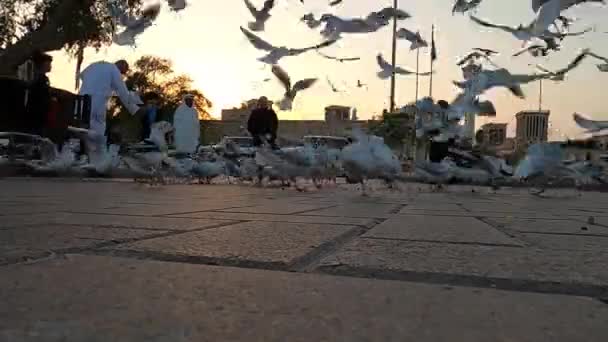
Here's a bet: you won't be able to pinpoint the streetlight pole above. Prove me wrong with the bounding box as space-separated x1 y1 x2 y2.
538 78 543 112
389 0 398 113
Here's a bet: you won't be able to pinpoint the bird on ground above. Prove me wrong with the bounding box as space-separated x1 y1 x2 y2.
396 28 428 50
376 53 432 79
243 0 274 31
240 26 337 64
271 64 318 111
573 113 608 132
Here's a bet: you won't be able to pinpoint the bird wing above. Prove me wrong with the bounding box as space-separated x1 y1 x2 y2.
396 28 416 41
240 26 275 51
243 0 260 16
473 47 499 55
533 0 562 35
317 51 338 60
142 3 161 20
554 49 589 75
508 84 526 98
261 0 275 14
376 7 411 20
290 39 337 54
587 51 608 63
573 113 601 131
456 52 480 66
532 0 550 12
376 53 392 70
329 0 343 5
558 27 593 37
271 64 291 92
470 15 515 33
292 78 318 93
512 44 543 57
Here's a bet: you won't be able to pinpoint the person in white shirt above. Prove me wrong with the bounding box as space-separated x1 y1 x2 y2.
78 60 140 137
172 94 200 154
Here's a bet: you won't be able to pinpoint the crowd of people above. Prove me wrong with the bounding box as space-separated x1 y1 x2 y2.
17 52 283 156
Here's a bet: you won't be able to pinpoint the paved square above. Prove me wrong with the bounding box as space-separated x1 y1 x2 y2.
1 178 608 340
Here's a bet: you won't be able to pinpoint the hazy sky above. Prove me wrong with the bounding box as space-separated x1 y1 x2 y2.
48 0 608 139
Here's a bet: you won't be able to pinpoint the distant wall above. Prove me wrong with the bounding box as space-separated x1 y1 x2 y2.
199 120 369 145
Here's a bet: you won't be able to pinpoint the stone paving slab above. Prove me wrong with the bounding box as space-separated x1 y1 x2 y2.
318 238 608 287
363 216 520 246
0 255 606 342
397 209 473 217
216 202 332 215
404 203 464 211
307 204 399 218
0 225 170 265
23 212 238 231
519 233 608 252
108 221 354 268
483 217 607 235
167 211 374 226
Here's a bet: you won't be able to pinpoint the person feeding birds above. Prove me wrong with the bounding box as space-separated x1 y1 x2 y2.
78 59 141 137
247 96 278 148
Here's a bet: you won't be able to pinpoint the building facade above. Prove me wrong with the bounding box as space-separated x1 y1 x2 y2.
324 105 351 122
480 123 507 146
515 110 550 148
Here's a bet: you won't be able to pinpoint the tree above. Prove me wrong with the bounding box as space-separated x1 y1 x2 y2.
108 55 213 142
0 0 176 75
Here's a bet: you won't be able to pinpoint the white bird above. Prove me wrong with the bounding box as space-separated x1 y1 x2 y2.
514 143 564 180
244 0 275 31
532 0 605 14
110 1 161 46
573 113 608 132
240 26 337 64
376 53 432 79
452 0 484 14
396 28 428 50
192 160 228 183
309 7 410 40
271 64 317 111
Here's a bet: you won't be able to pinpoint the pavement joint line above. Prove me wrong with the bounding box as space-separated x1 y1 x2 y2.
77 249 289 271
165 215 368 227
315 265 608 300
158 205 260 217
475 216 529 245
359 236 524 248
288 204 341 215
388 204 407 215
519 231 608 238
289 218 389 273
11 223 199 232
0 220 246 267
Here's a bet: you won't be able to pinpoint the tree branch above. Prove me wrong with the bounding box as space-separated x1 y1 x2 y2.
0 0 95 75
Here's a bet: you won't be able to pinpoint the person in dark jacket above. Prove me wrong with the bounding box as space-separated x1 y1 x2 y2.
247 96 278 147
141 91 161 141
24 51 53 136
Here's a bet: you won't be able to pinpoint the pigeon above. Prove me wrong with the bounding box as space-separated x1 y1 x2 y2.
240 26 337 64
110 1 161 46
396 28 428 50
573 113 608 132
376 53 432 79
167 0 186 12
271 64 318 111
452 0 484 14
316 51 361 62
326 77 342 93
243 0 274 32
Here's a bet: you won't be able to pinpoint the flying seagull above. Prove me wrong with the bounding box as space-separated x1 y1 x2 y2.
271 64 318 110
376 53 432 79
356 80 367 89
110 1 161 46
396 28 428 50
326 77 342 93
452 0 484 14
573 113 608 132
244 0 275 31
457 50 498 67
316 51 361 62
240 26 337 64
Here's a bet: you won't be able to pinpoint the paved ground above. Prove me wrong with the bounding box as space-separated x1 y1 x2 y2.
1 178 608 341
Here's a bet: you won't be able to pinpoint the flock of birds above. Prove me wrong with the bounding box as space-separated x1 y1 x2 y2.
3 0 608 191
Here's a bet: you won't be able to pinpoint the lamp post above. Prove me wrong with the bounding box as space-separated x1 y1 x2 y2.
389 0 398 113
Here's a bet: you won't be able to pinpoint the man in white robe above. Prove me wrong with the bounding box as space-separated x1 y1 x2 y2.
173 94 200 154
78 60 141 137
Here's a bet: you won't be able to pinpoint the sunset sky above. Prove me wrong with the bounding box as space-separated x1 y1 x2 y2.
48 0 608 139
